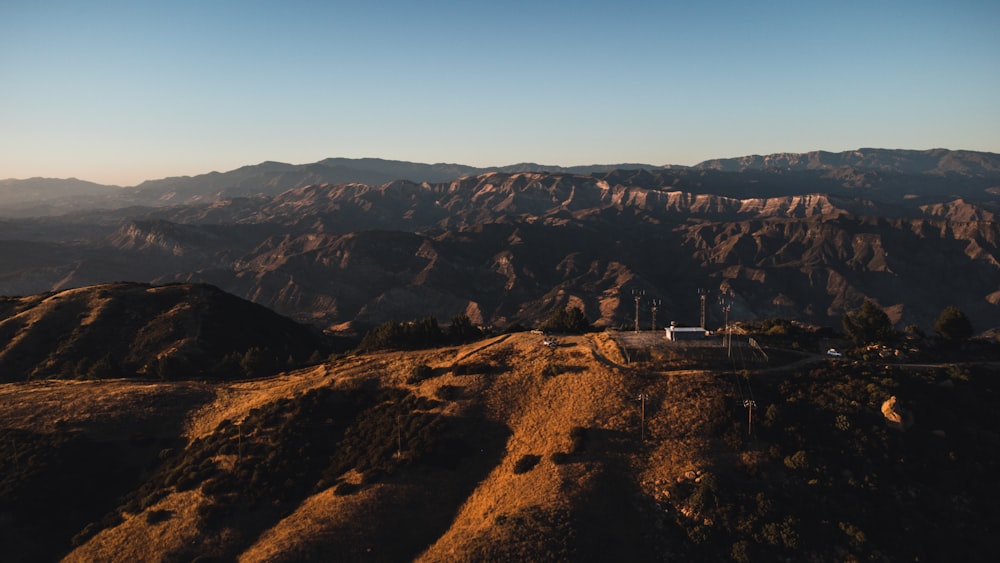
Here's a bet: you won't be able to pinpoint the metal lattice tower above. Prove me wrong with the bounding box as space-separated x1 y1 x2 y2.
632 289 644 333
719 292 732 357
698 288 708 328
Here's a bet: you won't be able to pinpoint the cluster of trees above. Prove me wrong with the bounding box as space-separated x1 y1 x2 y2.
842 301 974 346
540 306 590 334
358 314 483 352
357 306 591 353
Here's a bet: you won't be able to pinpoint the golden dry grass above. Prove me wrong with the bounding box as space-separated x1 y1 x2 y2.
0 331 743 561
64 490 210 563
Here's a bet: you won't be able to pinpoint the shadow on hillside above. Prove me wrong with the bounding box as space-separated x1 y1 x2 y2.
1 385 215 561
265 414 513 561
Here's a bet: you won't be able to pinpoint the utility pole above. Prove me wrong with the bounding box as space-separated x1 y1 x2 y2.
650 298 661 331
235 420 243 467
743 399 757 436
632 289 644 333
637 393 650 441
698 288 708 329
719 292 733 358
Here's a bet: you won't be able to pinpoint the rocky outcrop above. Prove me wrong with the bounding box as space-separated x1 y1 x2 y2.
881 396 915 431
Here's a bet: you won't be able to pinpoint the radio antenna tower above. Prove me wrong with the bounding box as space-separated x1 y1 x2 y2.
632 289 644 333
698 288 708 328
719 292 733 358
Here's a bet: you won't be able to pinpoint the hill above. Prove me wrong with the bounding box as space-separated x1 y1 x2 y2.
0 282 332 382
1 332 996 561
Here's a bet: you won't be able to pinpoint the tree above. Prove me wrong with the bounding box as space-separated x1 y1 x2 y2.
541 306 590 334
357 316 445 351
240 346 278 378
934 306 973 341
447 313 481 343
842 301 893 346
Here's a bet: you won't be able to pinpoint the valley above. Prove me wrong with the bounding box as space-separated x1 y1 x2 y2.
2 149 1000 335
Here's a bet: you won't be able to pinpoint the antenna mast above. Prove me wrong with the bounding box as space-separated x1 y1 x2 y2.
698 288 708 329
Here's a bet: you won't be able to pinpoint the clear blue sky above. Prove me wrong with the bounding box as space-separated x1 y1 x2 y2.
1 0 997 185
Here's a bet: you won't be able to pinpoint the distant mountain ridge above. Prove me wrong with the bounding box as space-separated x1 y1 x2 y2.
692 148 1000 176
3 148 998 217
1 148 999 334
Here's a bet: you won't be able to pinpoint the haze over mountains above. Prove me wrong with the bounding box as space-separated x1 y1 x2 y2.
2 148 999 334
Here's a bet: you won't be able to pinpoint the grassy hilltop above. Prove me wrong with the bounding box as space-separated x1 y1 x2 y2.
0 331 998 561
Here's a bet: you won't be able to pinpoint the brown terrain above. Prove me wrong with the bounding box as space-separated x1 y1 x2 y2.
2 327 997 561
1 149 999 560
2 149 1000 336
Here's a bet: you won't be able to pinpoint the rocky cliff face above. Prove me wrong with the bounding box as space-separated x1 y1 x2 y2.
1 150 999 333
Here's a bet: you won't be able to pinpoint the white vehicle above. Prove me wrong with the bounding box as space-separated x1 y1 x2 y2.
827 348 843 357
543 339 558 348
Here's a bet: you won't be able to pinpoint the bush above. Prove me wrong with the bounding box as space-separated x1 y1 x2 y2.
448 313 482 343
145 509 173 524
568 426 588 454
842 301 894 346
935 306 973 341
512 454 541 474
540 307 589 334
333 482 360 496
408 364 435 384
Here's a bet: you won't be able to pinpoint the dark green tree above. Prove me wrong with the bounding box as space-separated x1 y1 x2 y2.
934 306 973 340
448 313 481 343
358 316 445 351
240 346 278 378
86 354 116 379
541 306 590 334
842 301 893 346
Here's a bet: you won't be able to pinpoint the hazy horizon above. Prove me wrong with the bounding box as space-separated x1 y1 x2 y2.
2 0 998 186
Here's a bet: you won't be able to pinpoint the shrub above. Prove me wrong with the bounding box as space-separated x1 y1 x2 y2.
408 364 435 384
540 307 589 334
568 426 588 454
448 313 482 343
513 454 541 474
842 301 894 346
935 306 973 340
783 450 810 471
334 482 360 496
145 509 173 524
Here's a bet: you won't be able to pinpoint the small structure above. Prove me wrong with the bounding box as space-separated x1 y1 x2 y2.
664 322 707 341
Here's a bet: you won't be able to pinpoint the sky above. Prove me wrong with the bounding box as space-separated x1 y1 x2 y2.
1 0 998 186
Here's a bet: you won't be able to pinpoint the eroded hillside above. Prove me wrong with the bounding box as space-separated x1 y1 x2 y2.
3 150 1000 334
1 332 996 561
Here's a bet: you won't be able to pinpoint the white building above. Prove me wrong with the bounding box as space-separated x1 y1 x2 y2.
664 325 707 341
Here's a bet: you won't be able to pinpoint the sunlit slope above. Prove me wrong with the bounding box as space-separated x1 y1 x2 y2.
2 331 995 561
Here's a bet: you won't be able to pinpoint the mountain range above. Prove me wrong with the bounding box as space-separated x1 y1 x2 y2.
2 148 999 334
2 148 1000 561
